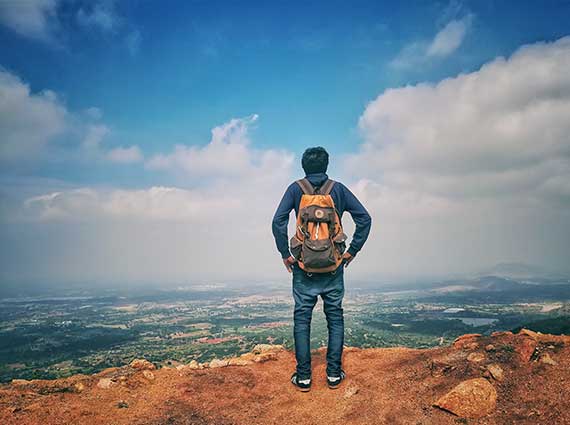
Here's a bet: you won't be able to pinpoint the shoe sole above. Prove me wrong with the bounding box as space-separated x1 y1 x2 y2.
327 383 341 389
297 387 311 392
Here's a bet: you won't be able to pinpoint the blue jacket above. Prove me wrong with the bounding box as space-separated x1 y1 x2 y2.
272 172 372 259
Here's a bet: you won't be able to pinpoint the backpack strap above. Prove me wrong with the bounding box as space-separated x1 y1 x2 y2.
320 179 336 195
296 178 315 195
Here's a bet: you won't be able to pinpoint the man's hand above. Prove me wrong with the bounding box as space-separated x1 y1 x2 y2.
283 256 297 273
342 252 354 267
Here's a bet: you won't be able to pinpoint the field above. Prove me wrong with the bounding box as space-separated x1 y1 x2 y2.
1 275 569 383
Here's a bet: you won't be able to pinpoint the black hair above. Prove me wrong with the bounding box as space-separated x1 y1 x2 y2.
301 147 329 174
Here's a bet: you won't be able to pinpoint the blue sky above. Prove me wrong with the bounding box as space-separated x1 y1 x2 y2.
1 0 570 285
2 0 570 182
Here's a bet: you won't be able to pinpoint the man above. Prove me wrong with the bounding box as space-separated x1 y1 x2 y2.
272 147 372 391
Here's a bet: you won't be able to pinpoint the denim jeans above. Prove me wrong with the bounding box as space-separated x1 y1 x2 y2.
291 261 345 379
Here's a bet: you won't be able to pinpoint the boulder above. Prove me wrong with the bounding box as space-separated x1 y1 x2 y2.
486 364 504 382
453 334 482 350
209 359 229 368
11 379 30 386
491 331 513 338
142 370 155 380
539 353 558 366
344 385 359 399
485 344 495 352
97 378 115 389
434 378 497 418
228 357 254 366
130 359 156 371
513 336 537 362
251 344 284 355
188 360 200 369
74 382 86 393
518 328 540 340
253 352 278 363
467 352 486 363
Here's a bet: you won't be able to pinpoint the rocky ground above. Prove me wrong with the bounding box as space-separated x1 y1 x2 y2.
1 329 569 425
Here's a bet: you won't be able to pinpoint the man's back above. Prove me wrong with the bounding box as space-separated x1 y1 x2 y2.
272 171 372 261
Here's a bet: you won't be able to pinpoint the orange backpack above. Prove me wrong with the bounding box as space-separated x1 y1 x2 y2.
289 178 348 273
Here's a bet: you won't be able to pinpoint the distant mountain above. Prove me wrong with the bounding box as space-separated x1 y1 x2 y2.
478 262 560 279
513 316 570 335
426 273 570 302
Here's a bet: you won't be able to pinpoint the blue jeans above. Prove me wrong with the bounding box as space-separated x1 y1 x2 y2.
292 262 345 379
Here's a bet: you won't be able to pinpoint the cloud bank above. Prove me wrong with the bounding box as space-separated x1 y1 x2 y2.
348 36 570 277
2 37 570 284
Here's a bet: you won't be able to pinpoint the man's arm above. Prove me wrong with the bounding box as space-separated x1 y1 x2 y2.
272 183 296 261
341 183 372 259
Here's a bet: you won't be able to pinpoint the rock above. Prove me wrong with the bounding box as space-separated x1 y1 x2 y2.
188 360 200 369
11 379 30 386
253 352 278 363
117 400 129 409
344 385 359 399
539 353 558 366
228 357 254 366
434 378 497 418
486 364 504 382
130 359 156 371
453 334 482 350
251 344 284 355
485 344 495 352
209 359 229 368
518 328 540 340
74 382 86 393
467 352 486 363
142 370 155 380
97 378 115 389
491 331 513 338
343 346 361 353
513 336 537 362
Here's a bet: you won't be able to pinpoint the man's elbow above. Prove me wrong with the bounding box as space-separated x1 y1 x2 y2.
362 212 372 228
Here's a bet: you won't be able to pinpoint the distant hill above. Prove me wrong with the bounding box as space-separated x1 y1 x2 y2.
513 316 570 335
478 262 568 280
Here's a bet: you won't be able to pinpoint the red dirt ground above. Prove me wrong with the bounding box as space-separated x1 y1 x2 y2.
1 330 569 425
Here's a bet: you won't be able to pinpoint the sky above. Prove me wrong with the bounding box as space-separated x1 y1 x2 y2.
1 0 570 287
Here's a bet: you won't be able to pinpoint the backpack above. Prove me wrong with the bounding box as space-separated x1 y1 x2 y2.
289 178 348 273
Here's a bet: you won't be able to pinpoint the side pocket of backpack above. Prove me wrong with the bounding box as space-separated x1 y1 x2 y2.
290 235 303 260
333 232 348 256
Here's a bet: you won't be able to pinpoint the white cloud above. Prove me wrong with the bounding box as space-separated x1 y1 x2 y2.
426 15 472 57
82 123 110 150
0 68 141 165
107 145 143 163
76 1 119 33
0 68 66 160
347 36 570 276
13 115 296 283
390 15 472 68
0 0 58 41
146 114 263 178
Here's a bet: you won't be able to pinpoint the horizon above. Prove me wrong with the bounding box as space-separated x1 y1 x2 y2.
2 0 570 287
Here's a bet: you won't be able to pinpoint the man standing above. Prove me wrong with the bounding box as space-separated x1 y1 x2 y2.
272 147 372 391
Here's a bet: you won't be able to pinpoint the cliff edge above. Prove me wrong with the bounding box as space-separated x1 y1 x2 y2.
1 329 569 425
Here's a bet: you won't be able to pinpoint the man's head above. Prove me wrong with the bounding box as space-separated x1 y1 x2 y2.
301 147 329 175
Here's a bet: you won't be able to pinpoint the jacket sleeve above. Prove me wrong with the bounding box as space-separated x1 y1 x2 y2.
272 183 296 259
341 183 372 257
